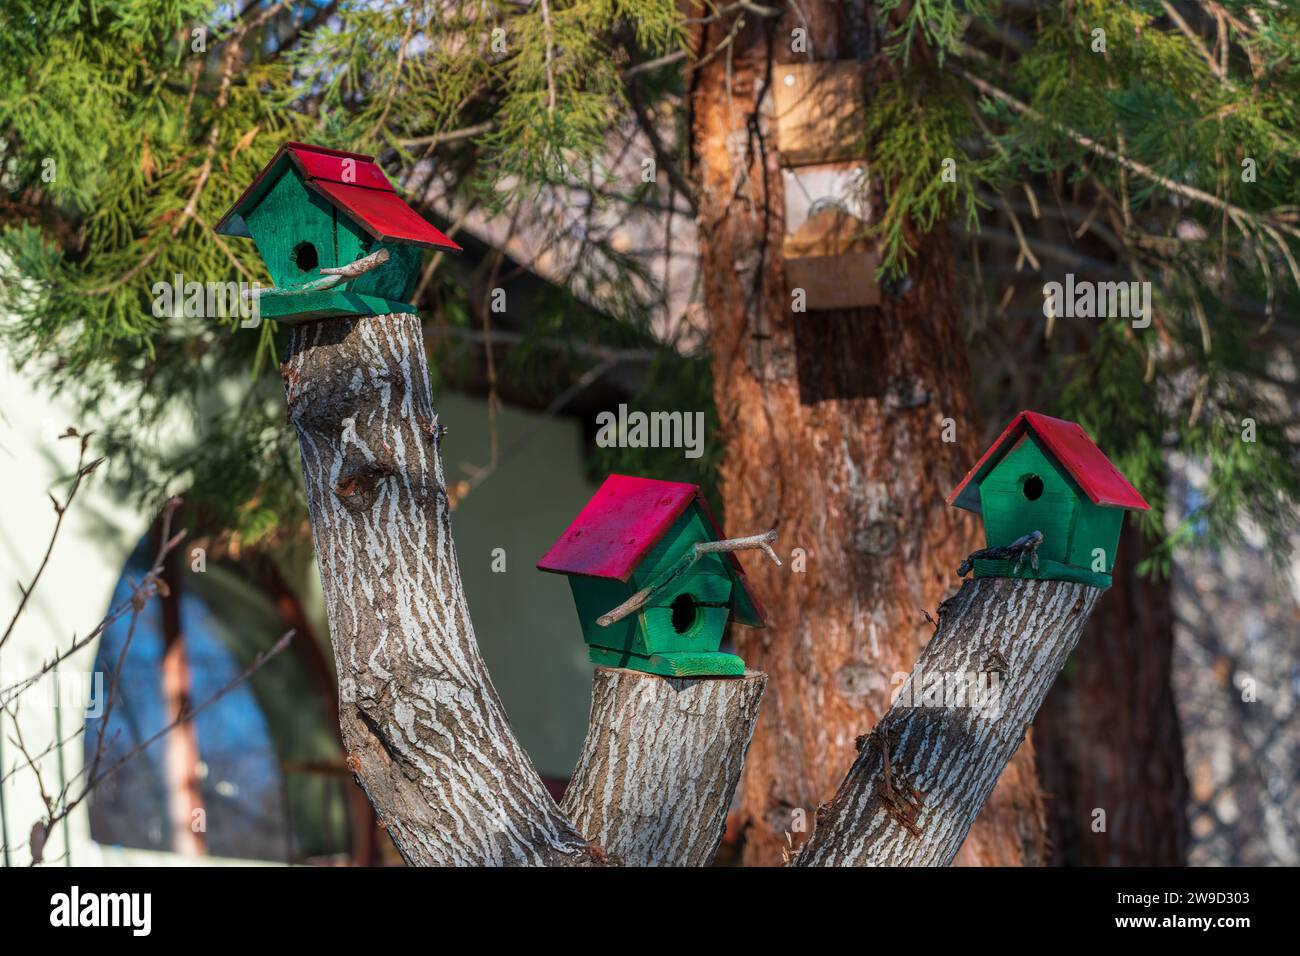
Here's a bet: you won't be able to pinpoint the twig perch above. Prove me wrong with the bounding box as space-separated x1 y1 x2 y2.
596 528 780 627
252 248 390 301
956 530 1043 577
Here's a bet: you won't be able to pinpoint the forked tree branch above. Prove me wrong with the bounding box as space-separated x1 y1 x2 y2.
279 312 768 867
278 313 1106 868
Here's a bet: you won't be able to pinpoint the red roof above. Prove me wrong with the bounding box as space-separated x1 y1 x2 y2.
947 411 1150 513
215 142 461 253
538 474 765 626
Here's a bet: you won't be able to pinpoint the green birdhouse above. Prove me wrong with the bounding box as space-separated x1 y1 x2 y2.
947 411 1151 588
214 141 460 323
537 475 772 678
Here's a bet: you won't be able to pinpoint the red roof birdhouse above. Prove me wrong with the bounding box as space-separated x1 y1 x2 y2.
948 411 1150 587
538 475 772 678
215 141 460 323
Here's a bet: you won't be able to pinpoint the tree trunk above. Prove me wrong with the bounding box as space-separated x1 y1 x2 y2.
561 667 766 866
688 3 1047 865
1035 528 1189 864
796 577 1101 866
280 312 597 866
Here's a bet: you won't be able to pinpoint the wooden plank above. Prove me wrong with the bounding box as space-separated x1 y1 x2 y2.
785 248 881 310
772 61 866 166
245 166 339 288
978 434 1077 566
641 571 733 655
973 557 1111 589
257 289 417 324
570 577 649 657
587 646 745 677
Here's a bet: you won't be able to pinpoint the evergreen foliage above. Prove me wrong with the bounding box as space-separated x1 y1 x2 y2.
0 0 1296 565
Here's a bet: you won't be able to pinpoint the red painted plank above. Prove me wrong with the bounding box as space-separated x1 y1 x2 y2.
310 180 461 251
216 141 462 253
287 143 394 192
538 474 767 626
538 474 698 580
948 411 1150 513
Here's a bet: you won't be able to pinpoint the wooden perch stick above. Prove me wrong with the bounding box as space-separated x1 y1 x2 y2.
562 667 766 866
794 576 1101 866
597 528 780 627
256 248 390 300
318 248 390 279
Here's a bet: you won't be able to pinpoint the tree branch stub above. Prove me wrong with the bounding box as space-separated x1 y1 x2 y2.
562 667 767 866
796 576 1102 866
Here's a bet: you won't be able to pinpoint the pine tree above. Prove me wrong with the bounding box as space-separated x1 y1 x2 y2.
2 0 1297 865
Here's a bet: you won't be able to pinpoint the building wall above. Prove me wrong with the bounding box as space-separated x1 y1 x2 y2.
0 353 598 866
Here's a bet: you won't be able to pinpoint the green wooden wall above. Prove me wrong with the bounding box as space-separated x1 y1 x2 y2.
976 432 1125 585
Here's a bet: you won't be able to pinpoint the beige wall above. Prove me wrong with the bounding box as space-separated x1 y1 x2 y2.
0 352 598 865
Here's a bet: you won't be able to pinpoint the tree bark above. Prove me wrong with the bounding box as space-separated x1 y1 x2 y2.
1035 529 1189 864
687 3 1047 865
280 312 598 866
561 667 766 866
280 313 772 867
796 577 1101 866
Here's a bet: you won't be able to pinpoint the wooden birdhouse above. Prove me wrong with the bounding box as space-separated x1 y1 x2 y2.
214 141 461 323
771 61 879 310
947 411 1151 588
537 475 771 678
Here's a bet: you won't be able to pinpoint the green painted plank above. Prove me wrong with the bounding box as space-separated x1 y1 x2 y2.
258 290 417 324
570 576 648 656
978 433 1078 566
630 504 764 628
1065 500 1125 572
245 167 340 289
973 557 1111 588
587 646 745 677
641 570 731 654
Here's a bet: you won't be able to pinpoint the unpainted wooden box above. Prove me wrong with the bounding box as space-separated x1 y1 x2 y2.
772 61 867 167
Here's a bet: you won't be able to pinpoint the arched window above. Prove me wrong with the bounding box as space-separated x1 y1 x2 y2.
86 536 372 863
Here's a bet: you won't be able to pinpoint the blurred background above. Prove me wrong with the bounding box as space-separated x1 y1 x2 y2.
1 1 1297 866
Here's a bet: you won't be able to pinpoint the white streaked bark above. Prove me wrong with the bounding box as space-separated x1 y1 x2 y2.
281 312 597 866
795 576 1101 867
562 668 767 866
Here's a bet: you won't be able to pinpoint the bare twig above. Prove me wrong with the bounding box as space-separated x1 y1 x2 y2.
597 529 780 627
1 430 101 654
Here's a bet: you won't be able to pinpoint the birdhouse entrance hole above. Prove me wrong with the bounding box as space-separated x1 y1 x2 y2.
670 593 698 634
292 241 319 272
1022 475 1044 501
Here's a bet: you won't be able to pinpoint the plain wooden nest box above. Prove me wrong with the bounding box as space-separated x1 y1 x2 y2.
537 475 766 678
947 411 1151 588
214 141 461 323
772 61 879 311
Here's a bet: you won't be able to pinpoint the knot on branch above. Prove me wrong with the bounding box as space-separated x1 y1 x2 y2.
956 530 1044 577
334 461 397 512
